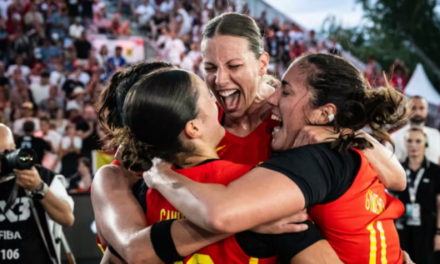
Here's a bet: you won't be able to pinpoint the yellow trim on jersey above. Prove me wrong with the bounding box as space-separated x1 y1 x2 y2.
377 221 388 264
249 257 259 264
367 222 377 264
97 243 105 254
216 145 226 152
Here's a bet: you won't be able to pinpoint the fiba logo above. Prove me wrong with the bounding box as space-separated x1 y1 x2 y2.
0 197 31 223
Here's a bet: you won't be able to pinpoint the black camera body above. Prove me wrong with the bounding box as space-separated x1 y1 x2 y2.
0 148 37 176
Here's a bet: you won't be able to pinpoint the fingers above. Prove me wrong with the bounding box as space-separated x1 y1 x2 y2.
282 209 308 223
278 223 309 233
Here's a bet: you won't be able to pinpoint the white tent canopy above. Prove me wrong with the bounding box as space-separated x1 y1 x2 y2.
405 63 440 105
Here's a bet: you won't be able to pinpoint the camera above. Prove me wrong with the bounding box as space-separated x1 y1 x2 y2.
0 148 36 176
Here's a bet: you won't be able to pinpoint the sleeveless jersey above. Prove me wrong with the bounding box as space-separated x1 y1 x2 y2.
146 160 278 264
308 149 405 264
216 106 278 166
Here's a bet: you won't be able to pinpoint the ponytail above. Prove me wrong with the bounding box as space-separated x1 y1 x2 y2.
296 53 410 152
97 71 123 131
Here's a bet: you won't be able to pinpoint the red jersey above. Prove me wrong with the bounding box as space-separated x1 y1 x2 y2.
146 160 278 264
216 107 278 166
308 149 404 264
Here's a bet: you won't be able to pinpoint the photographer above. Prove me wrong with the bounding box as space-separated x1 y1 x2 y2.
0 124 74 264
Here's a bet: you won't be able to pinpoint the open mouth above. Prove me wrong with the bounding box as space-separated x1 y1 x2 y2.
218 89 240 112
271 114 283 135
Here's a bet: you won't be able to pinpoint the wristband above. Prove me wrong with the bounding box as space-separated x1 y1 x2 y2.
150 219 185 262
436 229 440 235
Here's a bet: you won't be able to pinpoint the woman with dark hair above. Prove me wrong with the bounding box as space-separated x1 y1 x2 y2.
93 13 408 263
68 157 92 193
144 53 409 264
94 67 341 264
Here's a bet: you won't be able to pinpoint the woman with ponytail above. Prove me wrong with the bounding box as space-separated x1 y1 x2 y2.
93 68 342 264
144 53 410 264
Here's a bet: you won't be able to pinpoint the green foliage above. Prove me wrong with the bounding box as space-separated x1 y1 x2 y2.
320 0 440 91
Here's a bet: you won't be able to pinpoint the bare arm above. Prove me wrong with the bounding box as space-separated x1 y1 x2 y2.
145 166 304 234
40 190 74 226
361 133 406 191
91 165 230 264
14 167 74 226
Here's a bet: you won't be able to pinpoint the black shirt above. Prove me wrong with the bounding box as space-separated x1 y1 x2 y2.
76 121 100 158
0 76 10 87
108 160 324 264
394 158 440 218
73 40 92 60
62 79 84 99
0 165 58 264
16 135 51 165
260 143 361 207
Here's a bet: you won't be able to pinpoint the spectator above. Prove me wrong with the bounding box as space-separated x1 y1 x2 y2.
160 0 174 14
0 124 74 264
365 55 382 87
177 3 192 37
66 0 80 23
74 30 92 65
149 8 169 40
0 16 8 65
66 100 82 124
0 62 10 90
49 60 65 87
40 85 63 112
24 3 44 28
12 101 40 136
93 12 110 34
117 0 135 16
0 0 11 21
6 54 30 78
28 63 43 85
34 116 62 170
186 42 201 65
163 30 185 66
95 44 108 69
68 157 92 193
57 122 82 177
81 0 94 20
29 71 51 106
16 120 52 164
75 104 99 159
387 96 440 164
110 13 130 35
69 17 84 39
47 5 68 40
107 46 127 68
62 64 87 98
70 86 85 108
390 60 408 93
40 38 61 63
393 128 440 264
135 0 155 28
54 107 68 135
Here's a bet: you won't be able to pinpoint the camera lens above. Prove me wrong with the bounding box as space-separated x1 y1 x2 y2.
1 149 37 175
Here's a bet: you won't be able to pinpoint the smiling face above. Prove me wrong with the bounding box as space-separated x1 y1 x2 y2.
190 73 225 150
202 35 265 119
267 63 324 151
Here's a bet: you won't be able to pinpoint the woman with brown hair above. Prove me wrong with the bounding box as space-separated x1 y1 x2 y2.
144 53 409 264
93 13 408 264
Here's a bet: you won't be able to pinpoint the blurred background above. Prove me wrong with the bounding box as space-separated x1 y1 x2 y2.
0 0 439 263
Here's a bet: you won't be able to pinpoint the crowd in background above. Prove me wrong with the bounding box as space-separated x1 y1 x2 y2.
0 0 432 192
0 0 439 262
